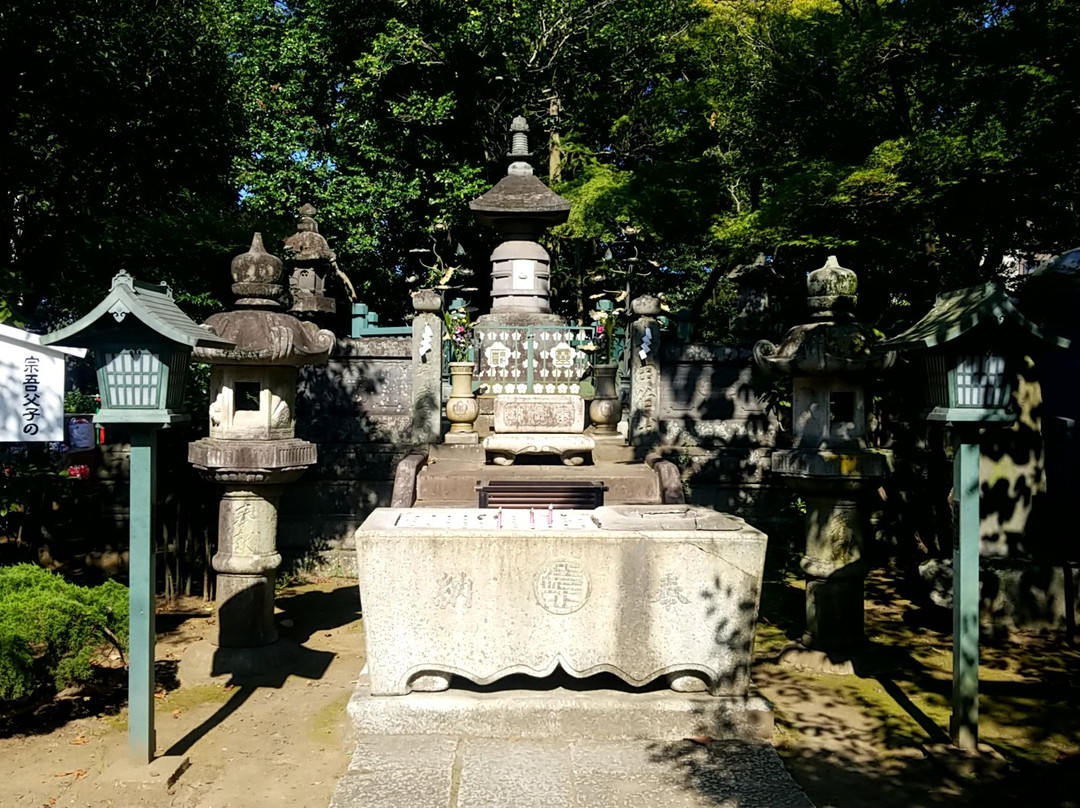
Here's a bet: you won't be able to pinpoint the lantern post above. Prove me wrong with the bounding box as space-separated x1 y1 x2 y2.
43 271 232 764
880 282 1068 751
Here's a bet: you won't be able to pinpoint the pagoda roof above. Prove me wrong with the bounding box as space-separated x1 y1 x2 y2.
469 173 570 226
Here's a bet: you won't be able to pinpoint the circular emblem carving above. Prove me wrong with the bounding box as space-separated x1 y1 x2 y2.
534 559 590 615
451 400 471 416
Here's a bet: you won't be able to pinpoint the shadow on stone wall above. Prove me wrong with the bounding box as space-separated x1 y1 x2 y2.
285 336 417 571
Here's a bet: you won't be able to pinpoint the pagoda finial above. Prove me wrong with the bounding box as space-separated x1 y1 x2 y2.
507 116 533 177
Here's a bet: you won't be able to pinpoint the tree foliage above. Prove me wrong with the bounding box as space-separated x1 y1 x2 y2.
4 0 1079 333
222 0 704 317
1 0 245 325
689 0 1080 323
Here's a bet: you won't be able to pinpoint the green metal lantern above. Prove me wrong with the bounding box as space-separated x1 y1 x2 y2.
41 270 232 765
922 343 1013 422
880 280 1068 752
42 271 231 424
881 283 1064 423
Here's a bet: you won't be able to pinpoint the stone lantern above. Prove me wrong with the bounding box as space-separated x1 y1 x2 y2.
470 116 570 324
189 234 334 669
754 256 893 666
727 253 779 337
284 203 338 327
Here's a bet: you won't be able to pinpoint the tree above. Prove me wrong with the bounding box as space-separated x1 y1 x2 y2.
1 0 245 326
224 0 706 318
691 0 1080 328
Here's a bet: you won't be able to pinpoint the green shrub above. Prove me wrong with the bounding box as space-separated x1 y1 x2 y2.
0 564 128 703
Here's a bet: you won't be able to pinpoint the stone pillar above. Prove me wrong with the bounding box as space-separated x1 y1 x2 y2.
213 485 284 647
801 493 868 650
410 289 443 444
629 295 662 450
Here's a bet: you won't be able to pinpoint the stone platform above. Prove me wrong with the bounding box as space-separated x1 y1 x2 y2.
413 453 662 508
329 730 812 808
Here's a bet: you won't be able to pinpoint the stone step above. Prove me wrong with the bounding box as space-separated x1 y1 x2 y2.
347 673 774 742
414 459 661 506
329 731 813 808
332 676 811 808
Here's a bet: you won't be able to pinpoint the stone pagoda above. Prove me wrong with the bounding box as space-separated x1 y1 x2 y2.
468 116 597 462
188 233 334 671
754 256 893 669
469 115 570 326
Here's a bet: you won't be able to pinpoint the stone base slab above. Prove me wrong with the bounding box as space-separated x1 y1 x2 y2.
483 433 595 465
100 755 191 792
443 431 480 445
347 674 774 741
178 637 300 684
330 734 813 808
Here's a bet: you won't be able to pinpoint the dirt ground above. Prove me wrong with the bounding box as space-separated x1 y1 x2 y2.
1 571 1078 808
0 580 365 808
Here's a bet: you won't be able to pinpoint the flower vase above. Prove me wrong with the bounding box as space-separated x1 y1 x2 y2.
589 363 621 434
446 361 479 433
411 288 442 313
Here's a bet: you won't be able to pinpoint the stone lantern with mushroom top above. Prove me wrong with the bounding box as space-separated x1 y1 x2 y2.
188 233 334 671
754 256 894 668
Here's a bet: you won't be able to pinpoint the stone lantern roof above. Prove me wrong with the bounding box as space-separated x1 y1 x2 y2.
283 203 335 264
469 116 570 236
754 256 892 377
194 234 334 366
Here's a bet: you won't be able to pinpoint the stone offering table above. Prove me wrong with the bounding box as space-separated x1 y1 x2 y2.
355 504 767 698
482 393 596 466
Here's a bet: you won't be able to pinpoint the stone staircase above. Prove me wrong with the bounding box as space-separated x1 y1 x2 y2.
399 438 676 508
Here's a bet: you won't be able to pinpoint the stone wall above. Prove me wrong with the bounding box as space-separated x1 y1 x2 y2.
651 343 794 546
282 334 803 565
282 335 416 563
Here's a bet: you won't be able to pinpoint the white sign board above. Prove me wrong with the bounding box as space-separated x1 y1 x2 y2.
0 324 85 442
512 259 535 290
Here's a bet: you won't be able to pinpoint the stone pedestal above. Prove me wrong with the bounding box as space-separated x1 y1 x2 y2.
769 448 889 655
355 505 768 697
189 438 315 651
801 492 868 650
482 394 594 465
